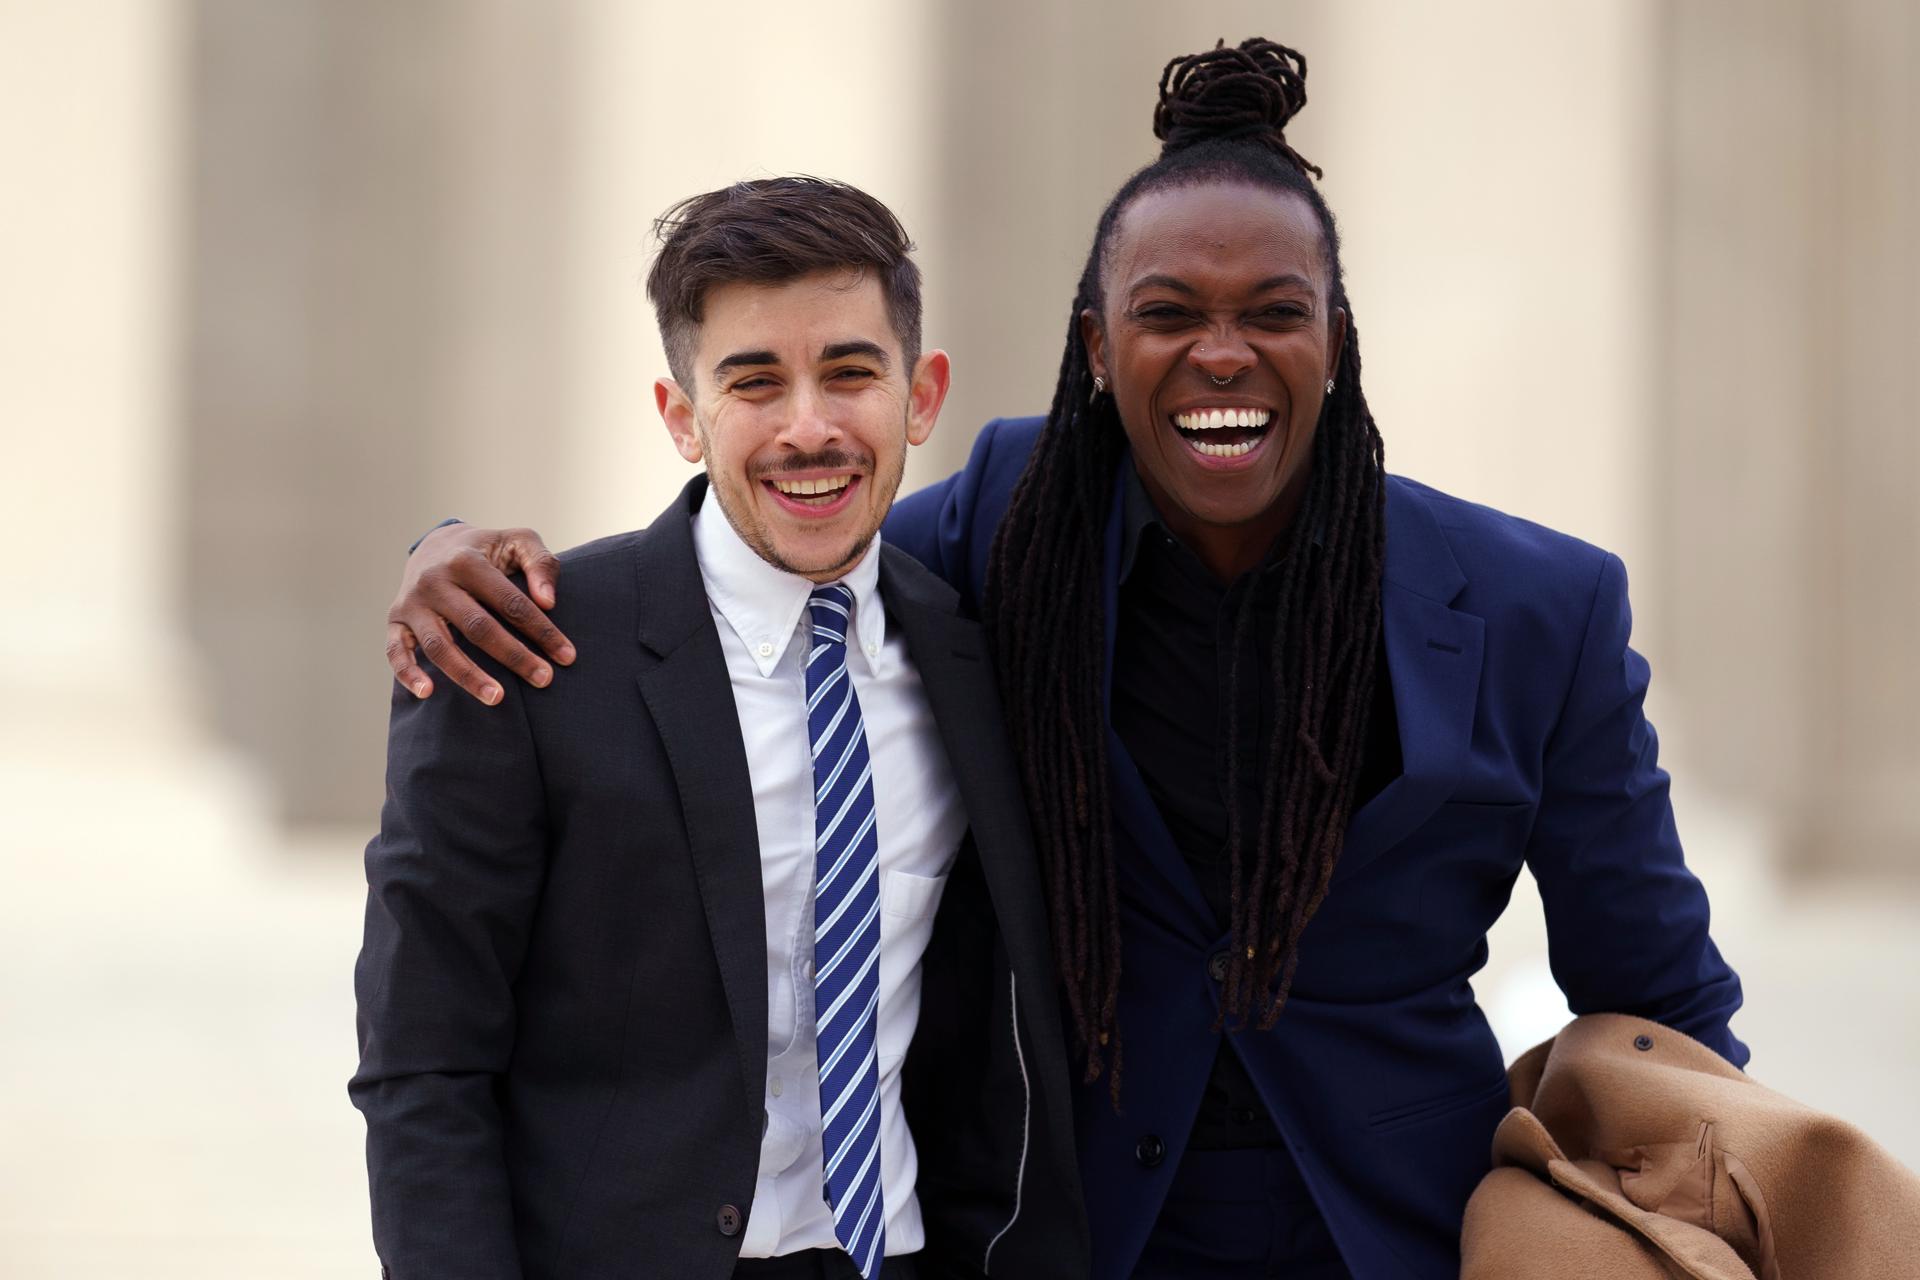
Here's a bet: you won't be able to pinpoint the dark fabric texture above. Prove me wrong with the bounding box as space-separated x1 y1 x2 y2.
881 416 1747 1280
1133 1147 1352 1279
1111 467 1401 1156
353 477 1087 1280
734 1247 922 1280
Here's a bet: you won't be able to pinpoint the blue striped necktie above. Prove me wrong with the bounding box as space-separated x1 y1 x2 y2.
804 582 886 1279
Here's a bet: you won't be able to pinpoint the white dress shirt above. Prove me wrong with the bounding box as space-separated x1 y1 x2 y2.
691 491 966 1260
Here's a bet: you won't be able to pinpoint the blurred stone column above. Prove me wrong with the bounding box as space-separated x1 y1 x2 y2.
1658 0 1919 873
182 0 572 824
0 0 189 742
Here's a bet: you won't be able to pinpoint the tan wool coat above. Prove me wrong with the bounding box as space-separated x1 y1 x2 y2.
1460 1014 1920 1279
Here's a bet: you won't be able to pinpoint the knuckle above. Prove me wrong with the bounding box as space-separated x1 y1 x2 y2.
498 592 533 624
417 631 450 661
458 611 497 639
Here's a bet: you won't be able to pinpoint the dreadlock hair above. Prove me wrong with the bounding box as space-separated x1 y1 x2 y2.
983 38 1388 1095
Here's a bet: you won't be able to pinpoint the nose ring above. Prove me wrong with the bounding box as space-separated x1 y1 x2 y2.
1209 374 1234 387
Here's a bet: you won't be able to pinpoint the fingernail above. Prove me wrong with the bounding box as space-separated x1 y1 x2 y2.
412 681 430 698
557 645 576 664
482 685 502 705
532 667 551 688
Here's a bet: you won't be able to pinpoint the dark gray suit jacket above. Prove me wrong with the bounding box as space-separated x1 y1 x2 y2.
351 478 1088 1279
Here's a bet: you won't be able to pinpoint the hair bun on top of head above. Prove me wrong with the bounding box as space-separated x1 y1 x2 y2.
1153 37 1322 179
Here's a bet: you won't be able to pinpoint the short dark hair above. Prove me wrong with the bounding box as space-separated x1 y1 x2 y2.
645 176 923 391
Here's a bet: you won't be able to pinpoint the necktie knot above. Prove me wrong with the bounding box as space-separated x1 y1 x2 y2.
809 583 856 648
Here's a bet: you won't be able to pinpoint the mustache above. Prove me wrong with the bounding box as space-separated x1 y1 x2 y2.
753 449 871 477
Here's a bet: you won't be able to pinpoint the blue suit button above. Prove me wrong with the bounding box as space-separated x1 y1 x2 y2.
1207 950 1230 982
1136 1134 1166 1168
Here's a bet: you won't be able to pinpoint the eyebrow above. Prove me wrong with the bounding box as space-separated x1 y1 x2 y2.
713 349 779 380
1127 272 1316 296
821 339 891 369
712 339 893 383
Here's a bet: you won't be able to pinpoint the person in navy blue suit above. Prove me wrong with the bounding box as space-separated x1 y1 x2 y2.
381 38 1744 1280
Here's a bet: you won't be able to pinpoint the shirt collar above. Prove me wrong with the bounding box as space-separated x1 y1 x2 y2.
692 484 887 678
1116 462 1164 586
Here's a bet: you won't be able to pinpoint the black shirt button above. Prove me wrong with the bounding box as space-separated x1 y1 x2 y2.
1233 1106 1257 1126
1136 1134 1166 1168
1207 950 1230 982
1634 1034 1654 1052
716 1203 744 1236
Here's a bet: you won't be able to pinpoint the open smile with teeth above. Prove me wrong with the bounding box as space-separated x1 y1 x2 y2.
1172 407 1274 458
769 475 854 506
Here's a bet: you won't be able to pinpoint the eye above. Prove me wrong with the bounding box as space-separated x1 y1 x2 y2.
1132 303 1193 325
1257 303 1311 323
729 375 776 392
831 366 877 382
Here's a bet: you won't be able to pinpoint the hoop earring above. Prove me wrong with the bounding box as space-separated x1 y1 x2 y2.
1090 375 1106 404
1325 379 1335 395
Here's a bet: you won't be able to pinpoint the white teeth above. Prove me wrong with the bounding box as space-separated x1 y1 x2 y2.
1172 408 1272 431
1187 437 1259 458
772 476 850 496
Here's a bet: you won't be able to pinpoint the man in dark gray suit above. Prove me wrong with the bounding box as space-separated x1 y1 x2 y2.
351 178 1086 1280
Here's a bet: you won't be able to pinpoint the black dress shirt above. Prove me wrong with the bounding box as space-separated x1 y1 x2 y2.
1109 467 1400 1153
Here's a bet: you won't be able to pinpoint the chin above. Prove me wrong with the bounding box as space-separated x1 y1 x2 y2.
770 532 873 579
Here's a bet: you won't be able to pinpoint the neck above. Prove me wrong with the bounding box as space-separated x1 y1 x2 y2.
1188 520 1291 582
1143 478 1307 584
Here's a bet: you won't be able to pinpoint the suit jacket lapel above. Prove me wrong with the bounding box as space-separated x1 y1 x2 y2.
878 547 1063 1050
1334 479 1485 885
632 477 768 1119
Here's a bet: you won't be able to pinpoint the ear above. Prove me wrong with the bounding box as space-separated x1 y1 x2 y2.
1079 308 1109 387
655 378 702 463
905 349 952 448
1327 307 1349 384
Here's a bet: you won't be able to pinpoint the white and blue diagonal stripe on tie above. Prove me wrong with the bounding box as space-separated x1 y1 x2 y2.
805 582 887 1279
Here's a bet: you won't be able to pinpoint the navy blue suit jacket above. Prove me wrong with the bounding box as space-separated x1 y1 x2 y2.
883 416 1746 1280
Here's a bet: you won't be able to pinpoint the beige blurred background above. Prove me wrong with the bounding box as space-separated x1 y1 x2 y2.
2 0 1915 1274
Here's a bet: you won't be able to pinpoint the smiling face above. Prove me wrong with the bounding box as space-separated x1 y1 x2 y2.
1083 181 1346 575
655 269 949 582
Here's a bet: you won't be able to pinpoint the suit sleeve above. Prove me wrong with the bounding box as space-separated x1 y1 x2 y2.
349 641 546 1278
1525 552 1749 1065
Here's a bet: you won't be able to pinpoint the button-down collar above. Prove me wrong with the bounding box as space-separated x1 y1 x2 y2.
692 486 886 678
